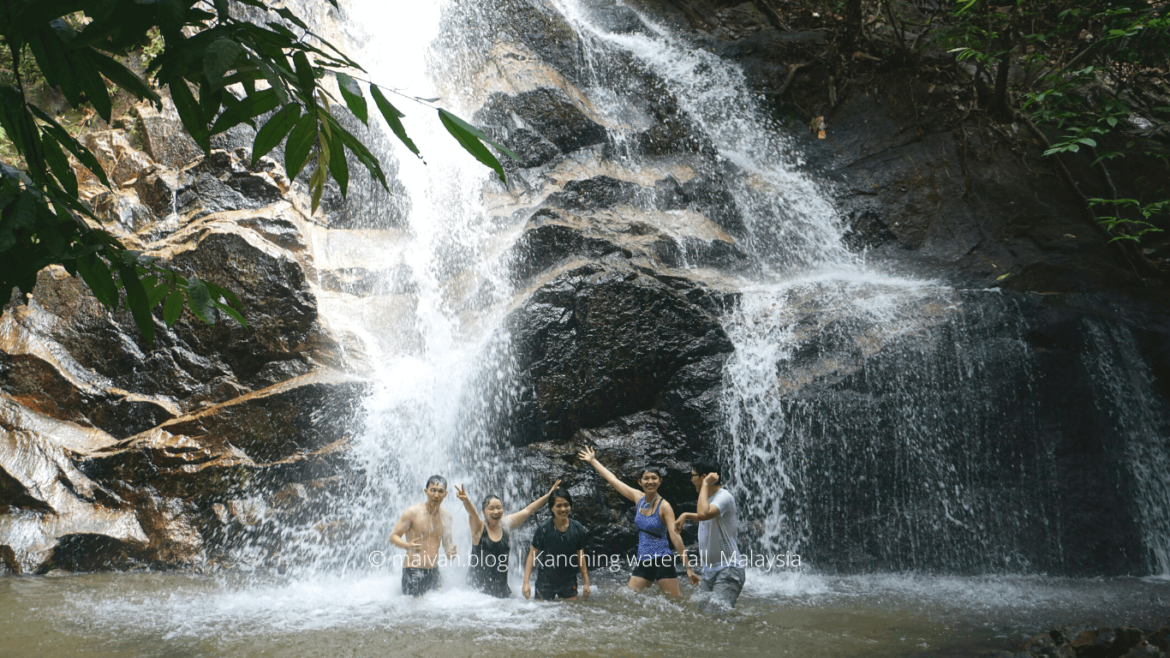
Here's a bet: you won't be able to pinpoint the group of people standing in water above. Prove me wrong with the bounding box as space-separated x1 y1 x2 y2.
388 449 746 609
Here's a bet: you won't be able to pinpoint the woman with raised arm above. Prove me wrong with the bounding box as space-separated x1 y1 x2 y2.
455 479 561 598
577 446 690 598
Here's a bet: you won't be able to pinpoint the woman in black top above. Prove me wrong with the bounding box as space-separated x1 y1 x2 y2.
523 488 590 601
455 480 560 598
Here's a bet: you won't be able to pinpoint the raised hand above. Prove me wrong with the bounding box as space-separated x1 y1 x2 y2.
455 484 470 503
547 479 562 497
703 472 720 487
577 446 596 463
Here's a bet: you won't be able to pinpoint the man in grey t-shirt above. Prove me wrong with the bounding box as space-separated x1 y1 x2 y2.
674 461 746 610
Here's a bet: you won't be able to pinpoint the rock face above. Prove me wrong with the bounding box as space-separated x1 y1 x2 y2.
0 103 368 573
451 0 1170 575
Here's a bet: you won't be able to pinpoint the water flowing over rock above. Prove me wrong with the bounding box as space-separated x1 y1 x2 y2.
5 0 1170 582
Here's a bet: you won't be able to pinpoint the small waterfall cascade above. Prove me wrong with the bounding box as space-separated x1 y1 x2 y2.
261 0 1170 578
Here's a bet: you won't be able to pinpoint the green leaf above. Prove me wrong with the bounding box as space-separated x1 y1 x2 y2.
210 88 280 134
204 281 244 312
27 28 80 106
326 129 349 196
75 254 119 309
40 133 78 197
438 109 518 183
10 191 38 230
309 163 326 212
213 300 247 326
204 38 248 90
29 106 111 187
252 103 301 165
254 57 290 106
369 85 420 157
186 277 216 324
275 7 309 30
335 73 368 124
91 51 162 106
1077 137 1098 147
146 279 170 309
119 266 155 344
293 51 317 101
0 86 46 183
334 121 387 189
163 291 185 328
73 49 113 124
170 81 211 151
285 111 318 180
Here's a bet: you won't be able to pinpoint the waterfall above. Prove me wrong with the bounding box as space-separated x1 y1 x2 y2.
260 0 1170 579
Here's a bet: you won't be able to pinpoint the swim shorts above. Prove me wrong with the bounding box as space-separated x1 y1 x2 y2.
401 567 441 597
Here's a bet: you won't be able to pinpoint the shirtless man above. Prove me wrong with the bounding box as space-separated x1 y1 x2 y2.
389 475 457 597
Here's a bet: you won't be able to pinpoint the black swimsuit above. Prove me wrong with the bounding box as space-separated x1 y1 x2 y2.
470 527 511 598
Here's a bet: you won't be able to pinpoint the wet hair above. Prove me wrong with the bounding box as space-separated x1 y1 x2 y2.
548 488 573 510
425 475 447 490
640 465 666 479
481 494 503 510
691 461 721 480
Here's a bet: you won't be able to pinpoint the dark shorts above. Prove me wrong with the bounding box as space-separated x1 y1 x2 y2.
401 567 441 597
631 554 678 582
535 577 578 600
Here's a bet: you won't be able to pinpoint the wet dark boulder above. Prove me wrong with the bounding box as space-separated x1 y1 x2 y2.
0 396 151 573
500 263 734 447
546 176 644 211
0 345 176 439
85 370 368 491
489 0 585 84
162 219 321 387
509 214 632 282
496 128 562 169
8 267 236 409
578 0 652 34
475 88 608 162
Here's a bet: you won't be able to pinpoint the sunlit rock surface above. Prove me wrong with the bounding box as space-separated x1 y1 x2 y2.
1 103 368 572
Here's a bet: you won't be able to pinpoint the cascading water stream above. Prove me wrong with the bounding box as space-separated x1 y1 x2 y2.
256 0 1170 581
548 1 1170 577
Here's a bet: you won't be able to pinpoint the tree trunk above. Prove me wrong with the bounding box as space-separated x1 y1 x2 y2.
843 0 863 52
992 52 1013 121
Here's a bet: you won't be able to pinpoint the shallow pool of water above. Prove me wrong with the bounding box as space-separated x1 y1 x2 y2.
3 570 1168 657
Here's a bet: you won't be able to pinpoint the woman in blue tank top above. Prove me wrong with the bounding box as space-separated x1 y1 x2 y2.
579 446 690 598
